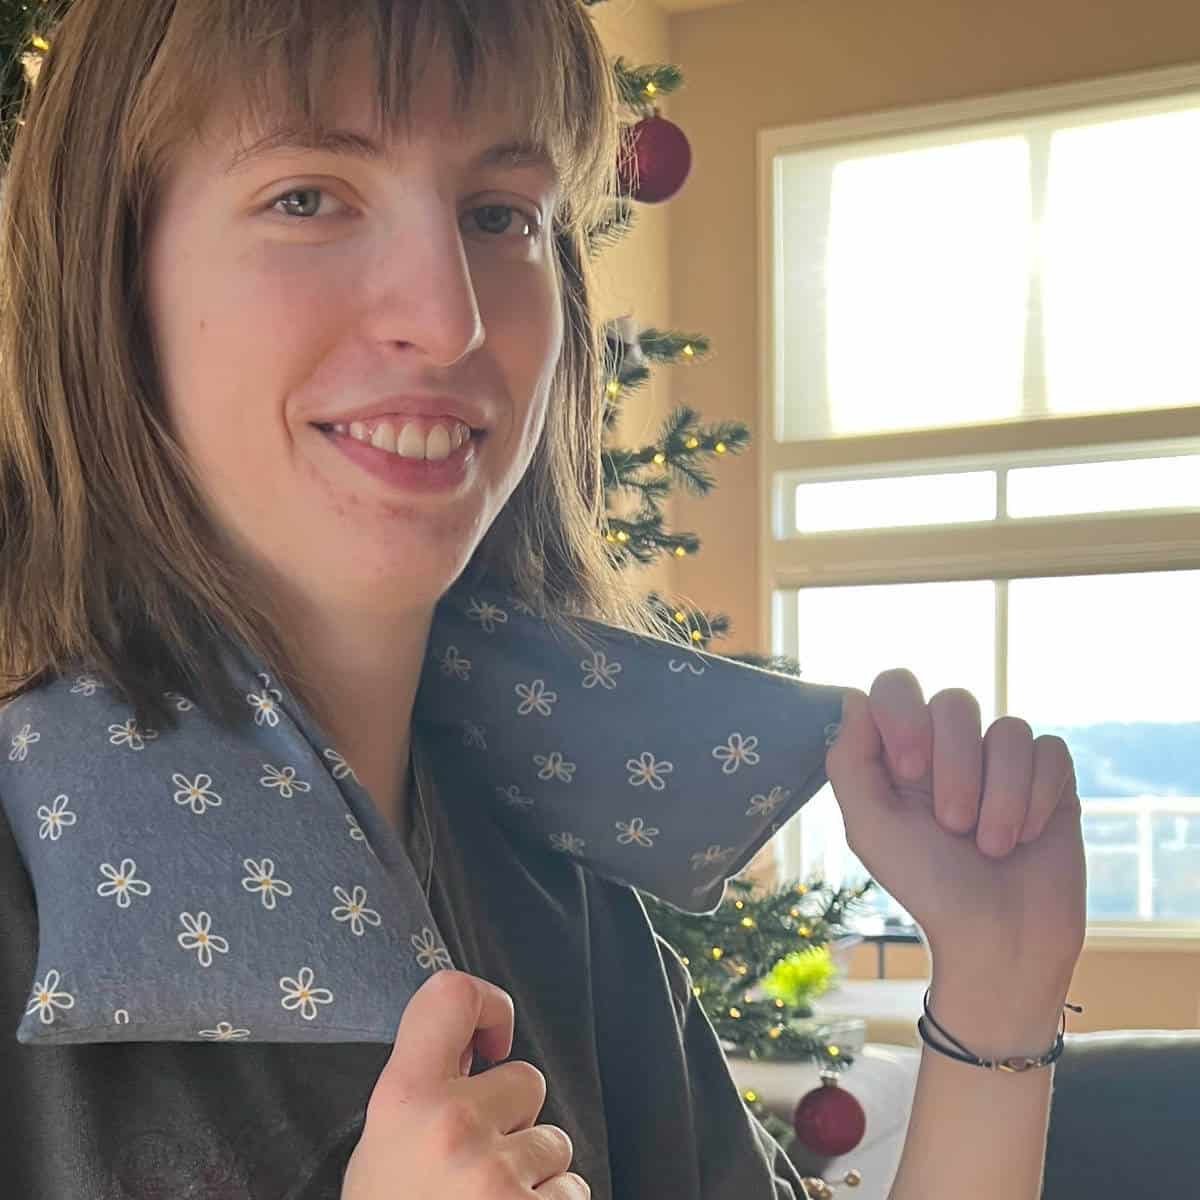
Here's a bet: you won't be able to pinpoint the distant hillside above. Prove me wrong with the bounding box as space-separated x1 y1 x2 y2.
1036 723 1200 797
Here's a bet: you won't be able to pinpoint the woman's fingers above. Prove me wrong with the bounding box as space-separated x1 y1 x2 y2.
868 669 931 782
928 689 983 836
976 717 1035 858
1019 734 1075 844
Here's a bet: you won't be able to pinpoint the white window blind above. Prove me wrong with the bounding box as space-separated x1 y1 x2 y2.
774 85 1200 443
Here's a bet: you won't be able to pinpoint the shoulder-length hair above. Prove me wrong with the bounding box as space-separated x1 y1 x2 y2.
0 0 670 731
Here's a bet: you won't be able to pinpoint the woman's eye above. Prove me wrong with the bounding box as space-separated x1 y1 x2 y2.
464 204 542 241
272 188 345 220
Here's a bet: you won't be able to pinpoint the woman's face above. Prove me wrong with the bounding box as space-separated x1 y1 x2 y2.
143 46 564 621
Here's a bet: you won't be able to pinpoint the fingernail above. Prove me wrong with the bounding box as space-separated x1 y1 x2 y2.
460 1047 473 1076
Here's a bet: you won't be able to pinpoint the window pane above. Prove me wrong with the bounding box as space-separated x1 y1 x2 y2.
1044 109 1200 416
777 134 1032 441
775 92 1200 444
1007 455 1200 518
794 470 996 532
792 581 995 924
1009 572 1200 922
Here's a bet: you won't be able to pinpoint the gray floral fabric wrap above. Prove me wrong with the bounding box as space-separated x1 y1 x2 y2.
0 587 845 1046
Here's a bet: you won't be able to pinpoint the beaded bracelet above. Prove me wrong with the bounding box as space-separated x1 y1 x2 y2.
917 988 1084 1073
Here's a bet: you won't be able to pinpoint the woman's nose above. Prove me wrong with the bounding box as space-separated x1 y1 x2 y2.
363 215 486 367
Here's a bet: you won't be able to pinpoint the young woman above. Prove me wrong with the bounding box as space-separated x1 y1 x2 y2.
0 2 1086 1197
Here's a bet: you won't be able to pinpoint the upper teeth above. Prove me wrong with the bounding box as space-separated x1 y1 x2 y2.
333 419 471 462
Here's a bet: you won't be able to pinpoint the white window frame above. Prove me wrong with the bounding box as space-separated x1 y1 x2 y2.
756 64 1200 948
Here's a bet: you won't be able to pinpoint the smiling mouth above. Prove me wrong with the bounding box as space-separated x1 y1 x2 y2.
313 421 485 463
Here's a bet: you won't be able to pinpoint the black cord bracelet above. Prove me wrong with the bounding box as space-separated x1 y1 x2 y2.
918 989 1084 1073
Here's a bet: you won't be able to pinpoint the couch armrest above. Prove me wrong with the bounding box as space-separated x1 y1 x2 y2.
1044 1030 1200 1200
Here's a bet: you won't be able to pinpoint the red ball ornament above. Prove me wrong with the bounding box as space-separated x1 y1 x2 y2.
792 1074 866 1157
617 113 692 204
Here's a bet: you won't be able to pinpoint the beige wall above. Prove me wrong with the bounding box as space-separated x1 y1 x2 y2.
588 3 678 604
646 0 1200 1030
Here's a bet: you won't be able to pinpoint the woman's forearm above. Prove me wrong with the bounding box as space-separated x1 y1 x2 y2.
887 971 1066 1200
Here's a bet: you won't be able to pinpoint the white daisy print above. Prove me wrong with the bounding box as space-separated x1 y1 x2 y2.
497 784 534 810
324 747 358 782
581 651 622 690
510 597 538 617
97 858 152 908
199 1021 251 1041
412 927 453 972
177 911 230 968
279 967 334 1021
71 675 103 696
690 844 738 872
108 719 159 751
462 721 487 751
616 817 660 848
747 785 790 818
241 858 294 911
667 658 707 676
466 597 509 633
712 732 760 775
515 679 557 717
172 772 223 815
331 885 383 937
824 721 842 747
37 794 76 841
26 969 75 1025
534 751 576 783
626 752 674 791
114 1009 130 1025
439 646 472 681
165 691 195 712
550 832 586 855
9 723 41 762
260 764 311 799
345 812 366 842
247 673 283 728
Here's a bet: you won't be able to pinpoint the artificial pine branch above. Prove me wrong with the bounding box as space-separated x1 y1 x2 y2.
634 328 711 363
585 198 637 257
612 55 684 116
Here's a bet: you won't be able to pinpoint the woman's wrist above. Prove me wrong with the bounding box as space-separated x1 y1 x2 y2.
926 970 1071 1061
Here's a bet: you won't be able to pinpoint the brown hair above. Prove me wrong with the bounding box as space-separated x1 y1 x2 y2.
0 0 671 731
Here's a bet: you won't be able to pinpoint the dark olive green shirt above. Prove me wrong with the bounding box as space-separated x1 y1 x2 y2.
1 763 809 1199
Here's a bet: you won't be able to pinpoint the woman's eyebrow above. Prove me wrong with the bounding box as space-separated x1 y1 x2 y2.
224 128 560 182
